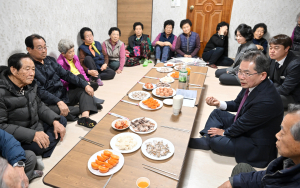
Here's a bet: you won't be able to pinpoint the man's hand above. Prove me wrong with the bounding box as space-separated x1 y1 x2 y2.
208 128 225 137
218 180 232 188
57 101 70 117
85 85 94 97
164 41 172 47
53 120 66 141
116 69 122 74
100 64 108 71
15 167 29 188
184 54 192 58
256 45 264 50
206 96 220 107
88 70 99 77
156 41 164 46
33 131 50 149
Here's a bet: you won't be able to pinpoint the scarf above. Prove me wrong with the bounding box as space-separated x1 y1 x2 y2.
85 41 100 57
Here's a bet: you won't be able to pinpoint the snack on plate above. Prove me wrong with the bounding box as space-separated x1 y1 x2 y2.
156 82 170 88
144 83 153 89
115 135 137 150
158 67 171 72
142 98 160 109
131 91 149 100
131 117 155 132
114 119 129 129
90 150 120 173
145 140 170 158
170 72 179 78
160 76 174 83
155 87 173 97
166 64 173 66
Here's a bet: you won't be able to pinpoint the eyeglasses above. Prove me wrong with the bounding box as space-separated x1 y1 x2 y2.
35 46 48 51
236 70 259 78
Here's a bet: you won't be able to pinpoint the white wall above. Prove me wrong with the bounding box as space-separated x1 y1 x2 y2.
228 0 300 58
151 0 188 40
0 0 117 65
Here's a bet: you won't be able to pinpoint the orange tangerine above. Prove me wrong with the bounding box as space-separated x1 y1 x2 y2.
91 162 99 170
103 150 112 157
98 166 109 173
110 154 120 160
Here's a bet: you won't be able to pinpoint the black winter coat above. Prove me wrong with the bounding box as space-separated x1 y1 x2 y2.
0 67 60 144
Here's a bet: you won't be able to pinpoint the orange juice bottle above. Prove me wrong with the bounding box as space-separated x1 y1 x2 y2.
186 67 191 89
186 67 191 76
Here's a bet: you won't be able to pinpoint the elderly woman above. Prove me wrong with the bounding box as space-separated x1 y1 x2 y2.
102 27 125 74
175 19 200 58
291 12 300 51
252 23 268 54
152 20 177 63
126 22 153 66
215 24 257 86
57 39 104 105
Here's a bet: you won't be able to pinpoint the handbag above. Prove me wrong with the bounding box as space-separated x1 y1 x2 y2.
133 46 141 56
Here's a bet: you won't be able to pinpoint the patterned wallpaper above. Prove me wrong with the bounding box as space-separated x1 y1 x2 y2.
228 0 300 58
0 0 117 65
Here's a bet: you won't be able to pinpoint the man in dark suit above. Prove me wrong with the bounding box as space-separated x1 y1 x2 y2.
269 34 300 108
189 50 284 168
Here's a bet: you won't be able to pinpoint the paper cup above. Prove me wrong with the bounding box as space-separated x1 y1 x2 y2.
136 177 150 188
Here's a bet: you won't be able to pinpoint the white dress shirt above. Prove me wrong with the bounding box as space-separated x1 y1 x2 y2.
276 56 287 68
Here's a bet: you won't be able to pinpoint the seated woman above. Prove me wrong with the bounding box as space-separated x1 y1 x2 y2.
291 12 300 52
202 21 233 69
152 20 177 63
175 19 200 58
102 27 125 74
252 23 268 54
57 39 104 105
215 24 257 86
126 22 153 66
79 27 116 82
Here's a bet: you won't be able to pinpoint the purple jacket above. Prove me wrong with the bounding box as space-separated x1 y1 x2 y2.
56 54 89 90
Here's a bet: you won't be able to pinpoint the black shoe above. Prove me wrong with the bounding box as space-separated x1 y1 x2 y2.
188 135 211 150
96 103 103 110
93 96 105 104
77 117 97 128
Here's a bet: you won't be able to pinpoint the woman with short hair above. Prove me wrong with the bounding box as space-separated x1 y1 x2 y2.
252 23 268 54
175 19 200 58
215 24 257 86
152 20 177 63
291 12 300 51
102 27 125 74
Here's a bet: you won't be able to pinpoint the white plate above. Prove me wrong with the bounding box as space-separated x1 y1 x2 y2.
143 83 156 91
128 91 151 101
159 76 174 84
141 138 175 160
164 63 176 67
110 132 142 154
111 119 130 131
152 88 176 98
163 99 173 105
167 72 179 80
139 98 163 110
156 67 173 73
130 117 157 134
87 149 124 176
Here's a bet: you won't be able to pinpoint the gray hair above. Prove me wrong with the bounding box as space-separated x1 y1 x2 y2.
288 104 300 141
240 49 270 73
296 12 300 22
0 157 9 188
58 39 74 54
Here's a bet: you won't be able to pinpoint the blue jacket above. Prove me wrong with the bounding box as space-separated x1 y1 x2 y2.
233 156 300 188
0 129 26 165
79 41 105 70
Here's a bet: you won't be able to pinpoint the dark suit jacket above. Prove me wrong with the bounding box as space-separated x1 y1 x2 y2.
269 51 300 103
224 79 284 168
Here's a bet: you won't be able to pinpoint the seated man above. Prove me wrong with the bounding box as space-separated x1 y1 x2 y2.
189 50 284 168
202 21 234 69
79 27 115 81
219 104 300 188
0 129 43 186
269 34 300 109
0 53 66 159
25 34 98 127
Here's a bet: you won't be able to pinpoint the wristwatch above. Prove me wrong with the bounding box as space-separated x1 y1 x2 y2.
13 161 25 168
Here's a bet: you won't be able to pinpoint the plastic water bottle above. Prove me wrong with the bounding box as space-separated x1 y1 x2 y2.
178 65 187 89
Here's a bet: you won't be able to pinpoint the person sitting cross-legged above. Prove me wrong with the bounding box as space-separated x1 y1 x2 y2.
219 104 300 188
189 50 284 168
26 34 98 128
0 53 67 159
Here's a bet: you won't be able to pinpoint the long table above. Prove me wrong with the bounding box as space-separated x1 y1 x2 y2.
43 63 208 188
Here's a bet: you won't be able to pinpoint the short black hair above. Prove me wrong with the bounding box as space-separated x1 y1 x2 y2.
240 49 269 74
108 27 121 36
216 21 229 32
269 34 292 49
180 19 192 28
235 24 253 41
80 27 93 40
7 53 31 75
133 22 143 30
164 20 175 29
253 23 268 35
25 34 46 49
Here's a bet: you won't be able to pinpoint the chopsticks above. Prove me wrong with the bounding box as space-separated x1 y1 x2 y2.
161 125 190 133
137 81 145 84
191 72 207 75
189 83 201 87
143 76 160 80
108 112 129 120
103 174 113 188
189 86 205 89
79 136 104 147
143 167 179 181
120 100 139 106
142 164 177 176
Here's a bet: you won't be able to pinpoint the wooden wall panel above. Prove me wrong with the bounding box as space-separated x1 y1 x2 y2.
118 0 153 45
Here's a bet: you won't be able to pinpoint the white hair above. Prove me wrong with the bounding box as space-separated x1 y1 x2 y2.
58 39 74 54
288 104 300 141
